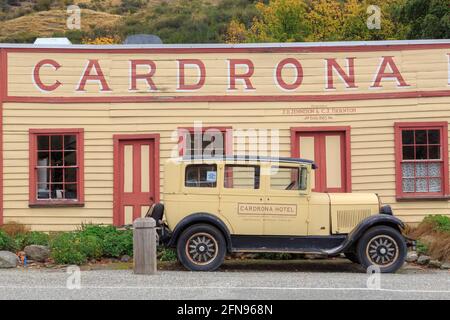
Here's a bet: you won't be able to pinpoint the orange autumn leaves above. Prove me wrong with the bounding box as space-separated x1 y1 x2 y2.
225 0 405 43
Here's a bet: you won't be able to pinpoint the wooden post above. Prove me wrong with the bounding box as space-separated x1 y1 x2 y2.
133 217 157 275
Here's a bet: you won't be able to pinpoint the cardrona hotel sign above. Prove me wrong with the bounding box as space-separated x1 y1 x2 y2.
2 45 450 102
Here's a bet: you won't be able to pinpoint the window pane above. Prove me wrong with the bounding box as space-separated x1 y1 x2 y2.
51 151 63 166
37 152 50 165
37 183 50 199
415 163 427 177
37 136 49 150
51 184 64 199
415 178 427 192
185 164 217 188
402 178 414 193
429 178 442 192
224 165 260 189
37 168 50 183
429 146 440 159
65 184 78 199
271 167 300 190
64 135 77 151
402 163 414 178
402 130 414 144
428 163 441 177
51 136 63 150
64 151 77 166
65 168 77 183
415 146 427 160
183 131 226 158
52 168 63 183
415 130 427 144
428 130 440 144
402 146 414 160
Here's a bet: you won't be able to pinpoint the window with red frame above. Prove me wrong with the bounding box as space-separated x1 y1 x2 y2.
178 127 232 157
395 123 448 198
30 130 83 203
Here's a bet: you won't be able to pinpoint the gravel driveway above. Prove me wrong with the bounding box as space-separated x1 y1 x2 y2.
0 259 449 300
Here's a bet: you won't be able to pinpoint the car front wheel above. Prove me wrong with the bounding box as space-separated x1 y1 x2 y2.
356 225 406 273
177 224 226 271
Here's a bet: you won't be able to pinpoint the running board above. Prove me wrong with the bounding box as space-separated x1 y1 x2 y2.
230 235 347 255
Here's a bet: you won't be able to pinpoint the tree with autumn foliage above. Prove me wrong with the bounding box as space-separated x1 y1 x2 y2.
226 0 408 43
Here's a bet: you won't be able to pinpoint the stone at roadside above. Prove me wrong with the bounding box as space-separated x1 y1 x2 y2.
428 260 442 268
417 255 431 265
0 251 19 268
24 245 50 262
406 251 418 263
121 255 131 263
440 262 450 270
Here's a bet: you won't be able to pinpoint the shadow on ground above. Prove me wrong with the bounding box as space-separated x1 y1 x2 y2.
85 258 431 274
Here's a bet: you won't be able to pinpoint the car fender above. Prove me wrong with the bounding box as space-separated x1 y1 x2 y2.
325 214 405 255
167 213 232 252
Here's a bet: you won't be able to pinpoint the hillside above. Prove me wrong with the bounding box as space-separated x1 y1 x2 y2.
0 9 122 43
0 0 448 44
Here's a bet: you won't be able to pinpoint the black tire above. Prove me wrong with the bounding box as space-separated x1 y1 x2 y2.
356 225 406 273
177 224 226 271
344 251 360 264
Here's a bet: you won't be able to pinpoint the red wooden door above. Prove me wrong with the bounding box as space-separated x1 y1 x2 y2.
114 135 159 226
293 129 350 193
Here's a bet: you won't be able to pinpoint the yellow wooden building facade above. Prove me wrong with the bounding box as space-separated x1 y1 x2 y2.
0 40 449 231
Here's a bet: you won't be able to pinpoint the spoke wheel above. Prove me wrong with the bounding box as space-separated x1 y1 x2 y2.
185 232 218 266
365 234 399 268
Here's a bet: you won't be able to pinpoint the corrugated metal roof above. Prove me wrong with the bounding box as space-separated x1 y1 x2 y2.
0 39 449 49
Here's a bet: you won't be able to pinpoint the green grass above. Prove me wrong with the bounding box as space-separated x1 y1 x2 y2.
423 215 450 233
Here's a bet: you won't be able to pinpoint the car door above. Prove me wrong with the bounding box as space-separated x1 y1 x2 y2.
219 162 265 235
263 165 309 236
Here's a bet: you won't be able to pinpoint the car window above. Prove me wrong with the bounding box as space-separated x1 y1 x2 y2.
271 167 300 190
185 164 217 188
299 167 308 190
270 166 308 191
224 165 260 189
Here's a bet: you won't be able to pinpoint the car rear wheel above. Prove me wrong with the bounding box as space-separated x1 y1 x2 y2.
356 225 406 273
177 224 226 271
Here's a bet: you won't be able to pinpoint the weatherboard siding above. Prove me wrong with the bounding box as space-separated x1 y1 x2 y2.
2 97 450 230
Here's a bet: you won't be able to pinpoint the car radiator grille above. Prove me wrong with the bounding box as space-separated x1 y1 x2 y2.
336 209 372 230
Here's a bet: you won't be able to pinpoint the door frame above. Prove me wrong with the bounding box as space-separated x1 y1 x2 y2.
290 126 352 192
113 134 160 226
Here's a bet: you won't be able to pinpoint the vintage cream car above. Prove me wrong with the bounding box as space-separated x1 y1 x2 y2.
152 156 408 273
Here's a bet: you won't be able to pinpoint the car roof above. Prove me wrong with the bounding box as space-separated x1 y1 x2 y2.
180 155 317 168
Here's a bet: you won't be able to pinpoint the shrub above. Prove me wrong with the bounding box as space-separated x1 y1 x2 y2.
79 224 133 258
416 240 429 255
14 231 50 250
0 230 16 251
158 247 177 262
51 232 102 264
423 215 450 233
103 231 133 258
1 221 29 237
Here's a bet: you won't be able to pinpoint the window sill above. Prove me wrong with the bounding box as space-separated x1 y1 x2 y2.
29 202 85 208
396 195 450 201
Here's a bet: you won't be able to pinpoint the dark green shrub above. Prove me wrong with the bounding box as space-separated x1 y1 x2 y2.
79 234 103 260
103 230 133 258
158 247 177 262
50 232 87 265
0 230 16 251
79 224 133 258
14 231 50 250
423 215 450 233
416 239 429 255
